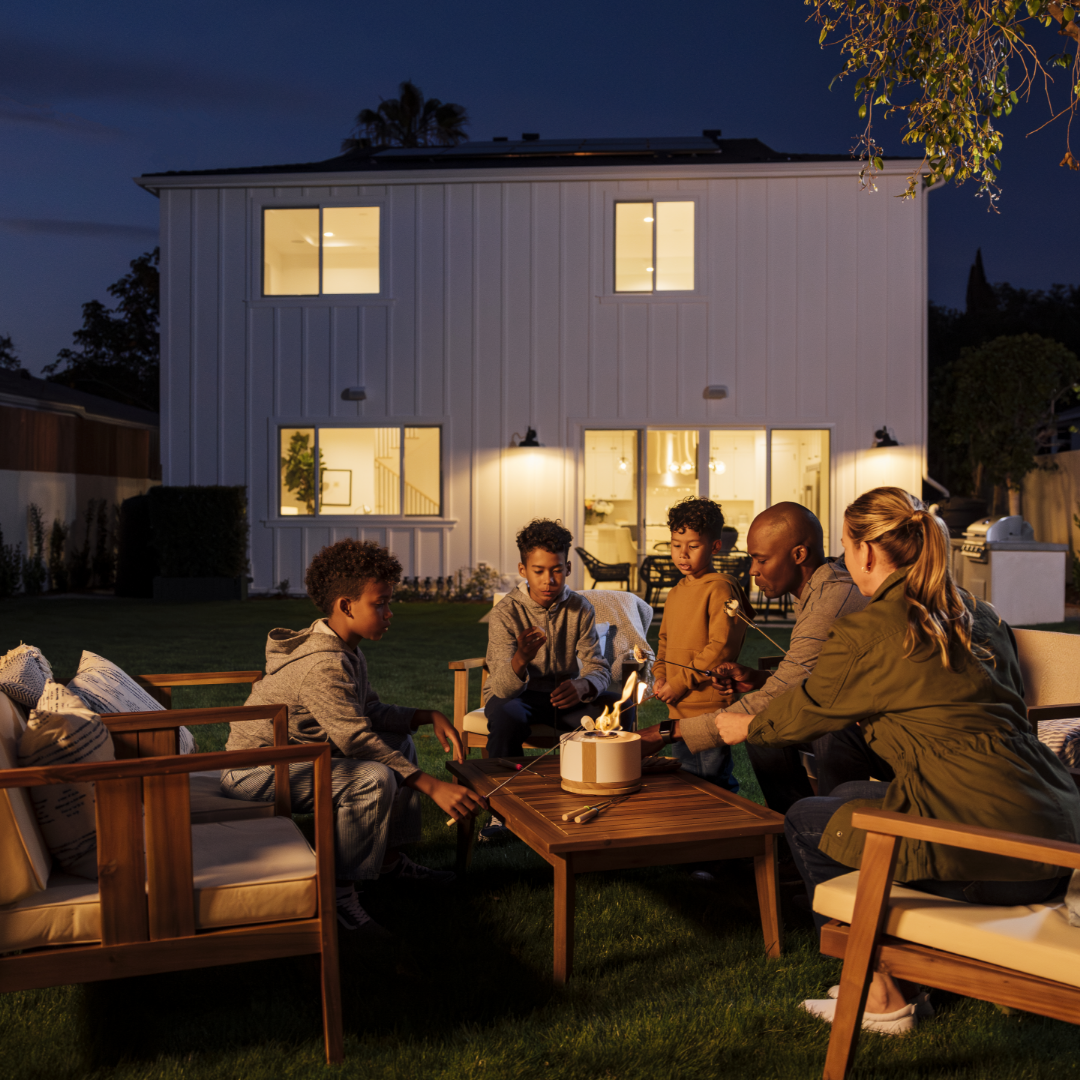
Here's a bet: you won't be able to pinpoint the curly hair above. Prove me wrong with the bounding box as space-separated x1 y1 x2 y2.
667 497 725 543
305 538 402 614
516 518 573 562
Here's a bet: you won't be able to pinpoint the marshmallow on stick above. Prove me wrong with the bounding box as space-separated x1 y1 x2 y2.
724 598 813 672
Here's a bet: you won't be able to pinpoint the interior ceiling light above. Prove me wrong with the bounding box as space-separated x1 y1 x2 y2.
680 461 694 474
324 232 334 237
646 267 654 273
644 216 654 222
618 457 628 472
709 459 726 474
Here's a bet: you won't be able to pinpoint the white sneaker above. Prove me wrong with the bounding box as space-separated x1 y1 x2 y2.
827 985 934 1019
802 997 918 1035
335 886 390 936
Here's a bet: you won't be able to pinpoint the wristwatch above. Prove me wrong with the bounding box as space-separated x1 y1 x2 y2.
658 719 677 746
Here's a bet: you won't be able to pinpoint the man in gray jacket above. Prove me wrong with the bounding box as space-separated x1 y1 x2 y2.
481 519 611 837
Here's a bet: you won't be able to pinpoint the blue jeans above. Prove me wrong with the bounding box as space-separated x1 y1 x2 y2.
484 690 607 758
673 739 738 793
785 781 1068 931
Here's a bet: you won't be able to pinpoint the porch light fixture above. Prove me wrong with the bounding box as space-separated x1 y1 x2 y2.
702 385 728 401
513 427 541 447
340 387 367 401
872 425 899 448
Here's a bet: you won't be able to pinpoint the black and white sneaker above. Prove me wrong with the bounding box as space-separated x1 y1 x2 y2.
478 813 512 842
335 886 390 936
380 852 456 885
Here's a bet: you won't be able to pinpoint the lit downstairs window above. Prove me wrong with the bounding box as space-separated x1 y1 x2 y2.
614 201 695 292
279 426 441 517
263 207 380 296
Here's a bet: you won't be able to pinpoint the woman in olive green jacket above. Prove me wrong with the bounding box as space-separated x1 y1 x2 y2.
716 487 1080 1032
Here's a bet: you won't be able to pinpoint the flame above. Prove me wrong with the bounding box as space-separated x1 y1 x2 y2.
582 672 639 734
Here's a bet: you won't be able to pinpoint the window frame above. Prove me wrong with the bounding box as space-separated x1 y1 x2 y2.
271 421 445 522
250 196 390 306
608 194 704 298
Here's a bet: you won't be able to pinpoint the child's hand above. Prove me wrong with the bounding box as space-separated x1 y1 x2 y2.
550 679 583 709
515 626 546 663
413 709 465 763
652 678 683 705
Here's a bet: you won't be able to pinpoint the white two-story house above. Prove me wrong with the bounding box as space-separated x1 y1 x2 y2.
136 134 929 591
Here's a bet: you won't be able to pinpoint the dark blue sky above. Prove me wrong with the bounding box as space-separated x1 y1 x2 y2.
2 1 1077 377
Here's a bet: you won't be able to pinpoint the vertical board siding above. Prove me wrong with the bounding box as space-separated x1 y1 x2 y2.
166 167 928 587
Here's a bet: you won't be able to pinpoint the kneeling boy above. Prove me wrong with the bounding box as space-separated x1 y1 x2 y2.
222 538 485 934
481 518 612 838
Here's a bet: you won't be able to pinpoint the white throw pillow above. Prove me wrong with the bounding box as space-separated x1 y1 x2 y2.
0 644 54 707
66 650 196 754
19 681 115 879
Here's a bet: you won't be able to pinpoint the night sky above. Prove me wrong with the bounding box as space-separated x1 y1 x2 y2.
2 1 1078 378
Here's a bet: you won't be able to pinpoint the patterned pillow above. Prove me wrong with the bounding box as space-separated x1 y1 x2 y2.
0 644 54 707
66 651 196 754
19 681 115 879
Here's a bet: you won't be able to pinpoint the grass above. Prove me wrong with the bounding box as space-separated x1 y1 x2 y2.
1 597 1079 1080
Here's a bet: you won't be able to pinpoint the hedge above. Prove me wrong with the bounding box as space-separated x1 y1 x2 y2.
147 485 249 578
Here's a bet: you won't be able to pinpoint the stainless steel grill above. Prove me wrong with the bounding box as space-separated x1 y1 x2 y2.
960 515 1035 564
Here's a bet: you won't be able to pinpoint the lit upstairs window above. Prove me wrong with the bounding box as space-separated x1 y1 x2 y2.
263 207 381 296
614 201 694 293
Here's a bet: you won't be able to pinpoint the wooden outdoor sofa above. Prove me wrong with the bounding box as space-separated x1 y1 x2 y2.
0 670 344 1064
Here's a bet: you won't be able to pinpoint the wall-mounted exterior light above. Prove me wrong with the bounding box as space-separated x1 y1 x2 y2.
340 387 367 401
872 425 899 448
703 385 728 401
512 427 540 447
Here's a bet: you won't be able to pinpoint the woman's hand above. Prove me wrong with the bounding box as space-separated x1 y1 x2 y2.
714 711 753 746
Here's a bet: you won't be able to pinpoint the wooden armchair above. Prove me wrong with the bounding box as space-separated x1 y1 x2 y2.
0 700 343 1064
814 808 1080 1079
136 669 264 709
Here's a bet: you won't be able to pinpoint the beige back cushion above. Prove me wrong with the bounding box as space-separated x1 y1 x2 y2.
1013 628 1080 708
0 691 52 905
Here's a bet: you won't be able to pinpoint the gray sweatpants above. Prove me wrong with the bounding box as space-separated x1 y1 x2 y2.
220 733 422 882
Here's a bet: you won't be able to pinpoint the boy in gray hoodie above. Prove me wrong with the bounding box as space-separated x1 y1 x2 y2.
480 519 611 838
222 539 485 934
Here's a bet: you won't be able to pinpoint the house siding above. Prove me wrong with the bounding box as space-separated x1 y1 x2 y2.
156 166 928 591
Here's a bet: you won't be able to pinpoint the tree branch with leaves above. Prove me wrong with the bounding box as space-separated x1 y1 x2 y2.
342 80 469 151
808 1 1080 203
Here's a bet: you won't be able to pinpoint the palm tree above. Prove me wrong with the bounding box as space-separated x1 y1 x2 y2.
341 80 469 151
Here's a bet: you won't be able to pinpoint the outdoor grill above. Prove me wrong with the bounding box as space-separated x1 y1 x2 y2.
960 515 1035 564
950 515 1066 625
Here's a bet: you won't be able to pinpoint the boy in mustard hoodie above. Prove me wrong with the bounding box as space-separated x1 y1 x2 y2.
652 497 751 792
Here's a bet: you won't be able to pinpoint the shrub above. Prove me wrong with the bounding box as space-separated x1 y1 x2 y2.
68 502 94 590
0 527 20 598
148 486 249 578
91 500 116 589
48 519 69 592
21 504 46 595
115 494 156 597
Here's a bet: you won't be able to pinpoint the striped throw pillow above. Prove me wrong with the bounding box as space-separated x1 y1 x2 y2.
18 681 115 879
0 644 54 707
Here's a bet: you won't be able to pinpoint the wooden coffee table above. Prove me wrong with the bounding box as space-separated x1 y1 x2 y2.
448 757 786 983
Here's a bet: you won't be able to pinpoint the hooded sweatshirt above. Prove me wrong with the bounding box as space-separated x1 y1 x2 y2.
482 583 611 705
227 619 418 780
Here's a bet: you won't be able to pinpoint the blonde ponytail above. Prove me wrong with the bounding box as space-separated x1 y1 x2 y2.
845 487 982 669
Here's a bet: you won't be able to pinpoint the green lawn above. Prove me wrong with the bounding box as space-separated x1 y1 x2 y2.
1 598 1078 1080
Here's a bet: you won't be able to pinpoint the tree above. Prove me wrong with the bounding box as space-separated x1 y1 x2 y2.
0 334 19 371
44 248 159 412
949 333 1080 511
281 431 324 515
808 1 1080 202
341 80 469 151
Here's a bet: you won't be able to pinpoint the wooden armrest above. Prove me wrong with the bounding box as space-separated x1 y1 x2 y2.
851 809 1080 873
1029 704 1080 723
102 704 287 731
448 658 487 671
138 671 264 688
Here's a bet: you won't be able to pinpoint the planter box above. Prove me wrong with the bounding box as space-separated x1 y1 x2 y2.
153 577 248 602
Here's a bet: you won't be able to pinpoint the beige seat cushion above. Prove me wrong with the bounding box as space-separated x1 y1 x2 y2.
815 871 1080 988
0 816 316 952
0 691 51 905
462 709 556 738
189 771 273 824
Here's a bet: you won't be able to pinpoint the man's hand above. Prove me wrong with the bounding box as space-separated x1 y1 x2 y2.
550 679 583 709
413 708 465 764
410 774 487 821
710 662 764 696
512 627 547 678
652 677 683 705
714 711 753 746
